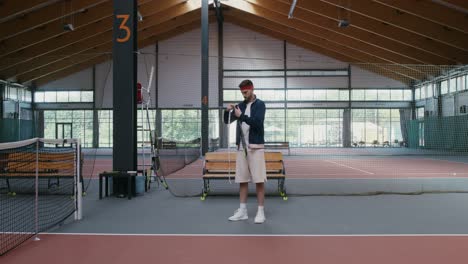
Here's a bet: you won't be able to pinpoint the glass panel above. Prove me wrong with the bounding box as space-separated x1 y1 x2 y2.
403 90 412 100
286 90 301 101
339 90 349 101
224 90 243 101
314 90 326 101
326 109 342 146
35 91 45 103
264 109 285 142
44 91 57 103
352 89 364 100
458 76 465 91
365 90 378 101
81 91 94 102
378 89 390 101
24 90 32 102
365 109 378 145
98 110 113 148
255 90 284 101
9 87 18 100
441 80 448 94
314 109 327 146
69 91 81 102
390 90 403 101
301 90 314 101
427 84 433 98
449 77 457 93
327 90 339 100
162 110 200 141
56 91 69 102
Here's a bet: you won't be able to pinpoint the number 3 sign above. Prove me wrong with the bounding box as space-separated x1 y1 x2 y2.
116 14 131 43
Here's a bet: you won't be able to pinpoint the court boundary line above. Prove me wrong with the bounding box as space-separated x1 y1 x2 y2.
42 232 468 237
323 160 375 175
164 176 468 180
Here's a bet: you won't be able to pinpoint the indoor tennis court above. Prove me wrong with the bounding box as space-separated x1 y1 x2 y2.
1 0 468 263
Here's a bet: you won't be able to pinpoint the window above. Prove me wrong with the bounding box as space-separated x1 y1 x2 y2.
441 80 448 95
416 107 424 119
415 87 421 100
351 109 403 146
35 91 94 103
390 90 403 101
98 110 113 148
285 109 343 147
351 89 365 100
458 76 466 91
162 110 201 141
44 110 93 148
426 84 433 98
449 77 457 93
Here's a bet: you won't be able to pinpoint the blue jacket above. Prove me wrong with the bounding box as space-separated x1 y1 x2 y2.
224 98 266 146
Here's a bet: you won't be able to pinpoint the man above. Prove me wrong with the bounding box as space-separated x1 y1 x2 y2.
224 79 267 224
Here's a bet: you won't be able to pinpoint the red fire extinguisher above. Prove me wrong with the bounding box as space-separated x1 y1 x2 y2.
136 82 142 104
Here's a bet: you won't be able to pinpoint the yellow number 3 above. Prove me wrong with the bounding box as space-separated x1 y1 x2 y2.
116 14 131 43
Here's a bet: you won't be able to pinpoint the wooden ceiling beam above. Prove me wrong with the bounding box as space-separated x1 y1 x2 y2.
0 0 54 22
320 0 468 52
0 0 155 58
34 21 201 86
224 16 359 63
373 0 468 34
226 17 412 85
223 1 426 80
276 0 465 63
440 0 468 10
224 9 422 82
18 10 203 83
0 0 189 72
0 0 109 41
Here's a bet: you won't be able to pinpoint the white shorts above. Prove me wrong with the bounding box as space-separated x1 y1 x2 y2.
235 149 267 183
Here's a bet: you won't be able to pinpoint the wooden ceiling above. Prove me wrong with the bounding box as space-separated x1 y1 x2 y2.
0 0 466 86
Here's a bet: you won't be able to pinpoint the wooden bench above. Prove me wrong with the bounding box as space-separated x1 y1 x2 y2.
201 152 287 200
264 142 290 155
0 151 77 195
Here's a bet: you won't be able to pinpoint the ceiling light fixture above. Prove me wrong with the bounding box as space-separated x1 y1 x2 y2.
288 0 298 19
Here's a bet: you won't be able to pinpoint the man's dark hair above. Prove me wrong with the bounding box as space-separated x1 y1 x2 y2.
239 79 253 88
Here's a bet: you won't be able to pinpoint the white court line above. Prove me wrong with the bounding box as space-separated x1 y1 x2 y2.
43 232 468 237
164 176 468 180
417 157 468 165
323 160 374 175
401 172 468 175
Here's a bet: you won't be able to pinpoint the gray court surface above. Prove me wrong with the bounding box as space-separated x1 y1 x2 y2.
51 178 468 235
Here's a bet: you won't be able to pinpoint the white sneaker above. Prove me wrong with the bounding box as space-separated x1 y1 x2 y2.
254 210 266 224
228 208 248 221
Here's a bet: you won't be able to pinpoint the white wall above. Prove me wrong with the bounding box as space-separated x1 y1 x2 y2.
443 90 468 116
442 95 455 116
37 68 92 91
38 22 410 108
158 23 218 108
457 91 468 115
94 45 157 108
351 66 408 88
286 43 347 69
224 23 284 70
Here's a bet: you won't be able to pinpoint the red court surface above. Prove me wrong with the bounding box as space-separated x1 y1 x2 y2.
164 158 468 179
2 234 468 264
82 156 468 179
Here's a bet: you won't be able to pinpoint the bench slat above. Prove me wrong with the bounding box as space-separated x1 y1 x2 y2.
203 173 285 179
205 152 283 161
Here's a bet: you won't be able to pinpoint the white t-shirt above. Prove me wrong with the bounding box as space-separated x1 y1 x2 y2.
240 102 253 148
